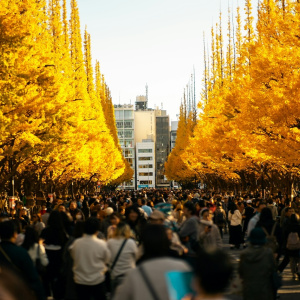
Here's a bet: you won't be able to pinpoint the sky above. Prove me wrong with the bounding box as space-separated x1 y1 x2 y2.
75 0 259 121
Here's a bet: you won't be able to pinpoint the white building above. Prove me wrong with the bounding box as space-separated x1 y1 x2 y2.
136 141 155 189
114 104 135 189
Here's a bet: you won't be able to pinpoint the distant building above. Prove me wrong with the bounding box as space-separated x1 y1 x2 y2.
156 115 170 188
136 141 155 189
135 95 148 111
114 104 135 189
170 121 178 150
114 85 172 189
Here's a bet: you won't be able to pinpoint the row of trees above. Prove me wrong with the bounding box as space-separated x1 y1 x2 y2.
166 0 300 194
0 0 133 197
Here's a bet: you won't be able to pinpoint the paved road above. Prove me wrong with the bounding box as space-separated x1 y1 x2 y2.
221 233 300 299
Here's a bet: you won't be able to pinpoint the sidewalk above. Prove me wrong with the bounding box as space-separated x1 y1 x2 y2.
222 233 300 300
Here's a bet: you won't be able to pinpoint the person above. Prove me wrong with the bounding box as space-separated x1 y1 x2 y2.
199 208 222 250
125 205 147 242
40 210 69 299
0 266 38 300
183 249 234 300
21 226 49 271
243 200 254 237
0 220 45 300
112 224 191 300
291 196 300 216
284 214 300 279
106 213 121 239
267 199 278 221
213 203 227 238
141 198 152 217
246 200 266 236
255 207 282 257
178 202 200 255
239 227 276 300
107 222 138 293
278 207 294 273
31 214 45 236
69 217 110 300
228 202 243 249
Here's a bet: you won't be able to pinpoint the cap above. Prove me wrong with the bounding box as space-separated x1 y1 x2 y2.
246 200 252 204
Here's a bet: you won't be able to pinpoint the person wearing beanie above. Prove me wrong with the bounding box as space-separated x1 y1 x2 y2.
239 228 277 300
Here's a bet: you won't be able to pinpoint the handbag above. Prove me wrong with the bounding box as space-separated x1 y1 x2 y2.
35 244 46 275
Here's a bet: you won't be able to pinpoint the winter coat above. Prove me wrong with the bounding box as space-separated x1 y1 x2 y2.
239 245 275 300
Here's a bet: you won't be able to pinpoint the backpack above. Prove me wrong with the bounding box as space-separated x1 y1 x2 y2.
286 232 300 250
261 223 278 253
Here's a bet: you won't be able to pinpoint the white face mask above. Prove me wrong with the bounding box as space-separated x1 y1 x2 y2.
76 214 82 220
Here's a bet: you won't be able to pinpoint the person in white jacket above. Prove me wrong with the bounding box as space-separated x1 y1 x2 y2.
21 226 49 268
228 202 244 249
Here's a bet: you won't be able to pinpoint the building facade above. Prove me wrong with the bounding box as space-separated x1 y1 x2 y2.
136 141 155 189
114 104 135 189
170 121 178 150
155 115 170 188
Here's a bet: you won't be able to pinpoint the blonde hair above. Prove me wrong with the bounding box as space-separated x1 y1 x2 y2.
114 222 131 239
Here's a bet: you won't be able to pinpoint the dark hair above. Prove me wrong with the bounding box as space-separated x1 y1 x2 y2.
22 226 38 251
141 198 146 205
183 201 196 215
140 224 170 260
194 249 233 295
47 210 64 229
0 220 17 240
290 214 298 225
84 217 100 235
229 203 237 214
73 220 85 239
259 207 273 224
0 267 36 300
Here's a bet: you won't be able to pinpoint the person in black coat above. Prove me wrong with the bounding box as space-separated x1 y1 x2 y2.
0 220 45 300
285 214 300 279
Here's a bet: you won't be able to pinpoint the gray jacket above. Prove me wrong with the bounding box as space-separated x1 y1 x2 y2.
198 220 222 250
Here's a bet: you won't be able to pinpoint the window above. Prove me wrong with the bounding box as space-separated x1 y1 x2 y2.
139 172 153 177
138 149 152 153
138 164 153 169
115 110 123 120
116 121 123 128
124 130 133 138
124 110 133 118
124 140 133 147
124 121 133 128
140 180 152 185
138 157 151 161
118 131 124 138
124 149 133 157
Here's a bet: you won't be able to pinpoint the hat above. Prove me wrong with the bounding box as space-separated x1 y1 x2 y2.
248 228 266 245
154 203 172 215
194 193 200 199
105 207 114 216
246 199 252 204
149 210 165 220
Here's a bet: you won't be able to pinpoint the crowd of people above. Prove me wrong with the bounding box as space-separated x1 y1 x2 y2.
0 189 299 300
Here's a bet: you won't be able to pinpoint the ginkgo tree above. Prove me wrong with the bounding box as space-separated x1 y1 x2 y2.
0 0 129 196
180 0 300 193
